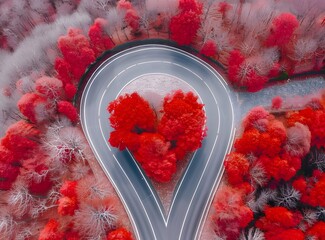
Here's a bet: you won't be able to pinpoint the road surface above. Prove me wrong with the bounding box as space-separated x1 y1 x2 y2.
80 44 235 240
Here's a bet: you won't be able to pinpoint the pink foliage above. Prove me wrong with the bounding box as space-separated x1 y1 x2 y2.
35 76 64 99
242 106 270 131
265 13 299 47
284 122 311 157
117 0 132 10
125 9 140 32
17 92 51 123
213 185 253 239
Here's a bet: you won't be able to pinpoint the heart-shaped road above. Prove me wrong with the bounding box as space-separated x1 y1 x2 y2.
79 45 235 240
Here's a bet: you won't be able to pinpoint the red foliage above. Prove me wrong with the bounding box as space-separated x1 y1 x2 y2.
57 101 79 123
200 40 217 57
265 229 304 240
2 120 40 159
64 83 77 100
265 13 299 47
218 2 232 16
271 96 283 109
213 185 253 239
234 128 261 155
158 91 206 160
170 0 202 45
228 50 246 85
88 18 114 57
256 206 302 232
108 91 206 182
268 63 281 78
107 228 133 240
292 177 307 193
60 180 78 198
35 76 64 99
17 92 51 123
134 133 177 182
224 153 249 185
55 57 72 85
243 106 270 131
300 173 325 207
179 0 202 13
57 28 95 81
125 9 140 32
259 155 299 181
109 130 141 151
58 196 78 216
307 221 325 240
28 164 53 195
108 93 156 133
39 219 64 240
0 162 19 190
245 70 268 92
0 145 17 165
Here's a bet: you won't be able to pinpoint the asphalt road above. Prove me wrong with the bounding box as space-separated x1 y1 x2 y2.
80 45 235 240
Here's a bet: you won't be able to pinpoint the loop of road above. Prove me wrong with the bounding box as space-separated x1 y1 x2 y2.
80 45 235 240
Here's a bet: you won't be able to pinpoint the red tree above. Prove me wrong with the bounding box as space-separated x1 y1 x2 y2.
265 13 299 47
56 28 95 83
169 0 202 45
17 92 51 123
158 90 206 160
88 18 114 57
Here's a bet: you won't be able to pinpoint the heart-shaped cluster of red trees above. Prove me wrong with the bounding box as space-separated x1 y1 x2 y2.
107 90 207 182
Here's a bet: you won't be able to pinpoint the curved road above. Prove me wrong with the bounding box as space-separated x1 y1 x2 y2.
80 45 235 240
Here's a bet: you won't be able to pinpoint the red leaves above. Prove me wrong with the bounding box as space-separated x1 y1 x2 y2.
307 221 325 240
228 50 268 92
56 28 95 83
0 162 19 190
107 228 133 240
256 206 302 232
39 219 64 240
58 181 78 216
107 91 206 182
170 0 202 45
28 164 53 195
228 50 246 85
108 93 156 133
224 153 249 185
265 13 299 47
200 40 217 57
158 91 206 160
88 18 114 57
2 120 40 159
213 185 253 239
134 133 177 182
57 101 79 123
